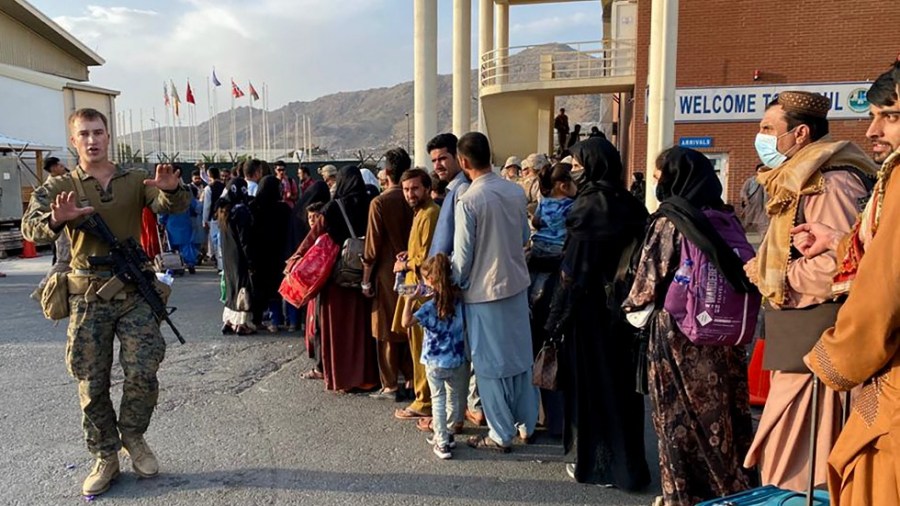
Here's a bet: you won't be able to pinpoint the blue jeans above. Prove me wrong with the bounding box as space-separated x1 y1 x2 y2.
268 299 299 327
425 363 469 447
207 221 223 271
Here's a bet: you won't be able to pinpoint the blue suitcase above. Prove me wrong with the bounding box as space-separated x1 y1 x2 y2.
696 485 829 505
698 378 841 506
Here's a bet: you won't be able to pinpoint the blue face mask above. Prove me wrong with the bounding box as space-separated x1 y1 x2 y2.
755 128 797 169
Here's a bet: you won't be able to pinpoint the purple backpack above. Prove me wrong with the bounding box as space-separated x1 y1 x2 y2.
663 209 760 346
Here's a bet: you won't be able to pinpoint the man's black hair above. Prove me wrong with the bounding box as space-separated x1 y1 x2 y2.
384 147 412 184
426 133 458 157
208 166 221 180
867 60 900 108
457 132 492 170
43 157 61 172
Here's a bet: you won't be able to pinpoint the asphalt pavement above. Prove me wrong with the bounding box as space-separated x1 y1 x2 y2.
0 254 661 506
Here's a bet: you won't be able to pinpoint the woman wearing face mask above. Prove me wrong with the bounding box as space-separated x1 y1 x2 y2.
743 92 878 492
545 138 651 490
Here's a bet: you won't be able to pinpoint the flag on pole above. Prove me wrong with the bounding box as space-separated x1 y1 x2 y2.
211 68 222 87
186 81 196 105
231 79 245 99
249 82 260 101
170 80 181 117
164 82 170 107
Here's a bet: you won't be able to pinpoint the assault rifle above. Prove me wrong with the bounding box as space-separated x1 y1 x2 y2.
76 213 186 344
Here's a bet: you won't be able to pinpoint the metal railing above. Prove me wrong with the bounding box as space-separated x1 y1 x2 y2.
480 39 636 88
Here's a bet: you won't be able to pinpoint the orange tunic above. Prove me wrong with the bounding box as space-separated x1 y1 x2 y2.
806 172 900 506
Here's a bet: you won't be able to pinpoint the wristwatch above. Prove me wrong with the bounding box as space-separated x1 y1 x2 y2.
361 282 372 291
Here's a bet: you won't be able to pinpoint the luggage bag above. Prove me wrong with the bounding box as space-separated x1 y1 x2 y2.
153 223 185 276
698 377 842 506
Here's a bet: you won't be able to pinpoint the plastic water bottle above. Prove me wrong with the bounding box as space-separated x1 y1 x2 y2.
157 270 175 286
394 271 405 293
673 259 693 286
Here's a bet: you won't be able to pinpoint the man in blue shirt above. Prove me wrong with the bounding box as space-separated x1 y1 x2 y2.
425 133 485 428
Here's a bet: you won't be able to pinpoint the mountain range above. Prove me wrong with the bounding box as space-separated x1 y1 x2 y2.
122 43 612 160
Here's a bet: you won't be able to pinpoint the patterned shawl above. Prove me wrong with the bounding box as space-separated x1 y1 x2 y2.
755 138 877 306
833 148 900 295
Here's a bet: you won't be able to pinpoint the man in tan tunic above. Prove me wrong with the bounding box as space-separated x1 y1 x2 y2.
362 148 415 399
796 61 900 506
392 168 441 422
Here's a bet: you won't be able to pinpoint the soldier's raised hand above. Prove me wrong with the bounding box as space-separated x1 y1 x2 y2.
143 164 181 191
50 191 95 227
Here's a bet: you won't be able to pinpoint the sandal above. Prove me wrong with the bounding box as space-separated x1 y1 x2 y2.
301 369 324 380
394 408 428 420
416 417 433 432
467 435 511 453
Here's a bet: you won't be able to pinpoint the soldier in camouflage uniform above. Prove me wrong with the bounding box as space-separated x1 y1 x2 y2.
22 108 190 497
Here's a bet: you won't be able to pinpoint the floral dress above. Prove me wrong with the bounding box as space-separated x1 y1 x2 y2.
623 217 757 506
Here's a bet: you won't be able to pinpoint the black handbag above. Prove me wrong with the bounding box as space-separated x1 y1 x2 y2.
331 199 365 288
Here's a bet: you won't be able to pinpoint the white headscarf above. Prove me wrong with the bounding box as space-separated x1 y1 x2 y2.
360 168 381 191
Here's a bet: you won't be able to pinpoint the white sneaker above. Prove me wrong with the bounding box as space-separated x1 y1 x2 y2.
426 433 456 448
432 443 452 460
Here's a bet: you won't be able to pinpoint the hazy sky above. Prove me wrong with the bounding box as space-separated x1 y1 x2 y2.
29 0 604 125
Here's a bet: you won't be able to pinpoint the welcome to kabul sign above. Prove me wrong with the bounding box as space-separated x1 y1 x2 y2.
666 82 871 123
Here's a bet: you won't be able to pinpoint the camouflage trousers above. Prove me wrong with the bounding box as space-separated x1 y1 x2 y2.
66 293 166 458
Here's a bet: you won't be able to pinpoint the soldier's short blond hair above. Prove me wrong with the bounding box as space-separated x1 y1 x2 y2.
68 108 109 132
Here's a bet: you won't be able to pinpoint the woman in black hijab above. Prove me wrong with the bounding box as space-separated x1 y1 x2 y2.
219 177 255 335
545 137 651 490
318 166 379 392
622 147 757 505
248 175 293 331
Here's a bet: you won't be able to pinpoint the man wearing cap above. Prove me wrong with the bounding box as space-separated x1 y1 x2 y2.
519 153 547 221
502 156 521 182
742 91 877 491
319 164 338 196
774 61 900 505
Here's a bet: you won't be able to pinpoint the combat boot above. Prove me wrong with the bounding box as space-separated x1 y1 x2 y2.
121 434 159 477
82 455 119 496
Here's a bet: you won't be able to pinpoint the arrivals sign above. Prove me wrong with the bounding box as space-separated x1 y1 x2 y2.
671 82 871 123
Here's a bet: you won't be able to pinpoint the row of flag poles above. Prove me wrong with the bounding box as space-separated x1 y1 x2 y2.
117 68 316 163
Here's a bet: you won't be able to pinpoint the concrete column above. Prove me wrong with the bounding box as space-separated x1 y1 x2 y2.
537 98 553 155
495 3 509 84
477 0 494 133
644 0 678 211
414 0 438 168
452 0 471 136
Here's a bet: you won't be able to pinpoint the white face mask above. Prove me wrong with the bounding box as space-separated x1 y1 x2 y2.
754 128 798 169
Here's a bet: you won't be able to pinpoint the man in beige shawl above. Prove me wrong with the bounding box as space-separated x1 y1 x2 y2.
742 91 877 491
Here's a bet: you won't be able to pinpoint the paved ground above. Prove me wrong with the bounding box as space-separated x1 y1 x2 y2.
0 254 662 506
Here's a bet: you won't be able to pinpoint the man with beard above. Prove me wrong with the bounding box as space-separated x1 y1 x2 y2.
392 168 441 423
452 132 538 453
742 91 877 491
361 148 415 401
790 61 900 506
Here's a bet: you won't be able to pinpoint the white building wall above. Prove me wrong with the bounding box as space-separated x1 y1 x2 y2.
0 73 67 158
